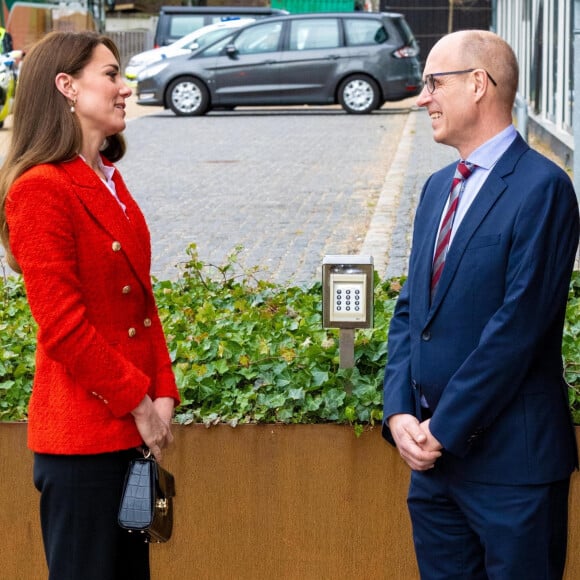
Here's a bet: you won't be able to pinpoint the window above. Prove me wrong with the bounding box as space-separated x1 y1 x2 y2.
170 16 206 39
344 18 388 46
289 18 340 51
234 21 283 54
184 28 232 50
390 16 415 47
496 0 573 141
202 34 235 57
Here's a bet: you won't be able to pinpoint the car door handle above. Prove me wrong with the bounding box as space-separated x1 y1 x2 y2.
327 54 340 60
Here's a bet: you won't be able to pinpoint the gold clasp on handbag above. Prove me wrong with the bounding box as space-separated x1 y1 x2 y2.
156 498 169 516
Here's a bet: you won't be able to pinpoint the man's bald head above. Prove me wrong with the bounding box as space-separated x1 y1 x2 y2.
431 30 519 111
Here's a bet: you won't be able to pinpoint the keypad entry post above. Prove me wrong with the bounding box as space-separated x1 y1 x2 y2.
322 255 374 378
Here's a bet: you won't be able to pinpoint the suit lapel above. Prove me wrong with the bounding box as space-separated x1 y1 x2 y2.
61 157 152 290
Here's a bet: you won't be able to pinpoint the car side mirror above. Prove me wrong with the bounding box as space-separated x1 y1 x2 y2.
225 44 238 58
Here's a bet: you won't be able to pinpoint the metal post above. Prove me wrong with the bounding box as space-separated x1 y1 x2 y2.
490 0 497 33
448 0 454 33
339 328 355 394
574 0 580 202
515 93 528 142
339 328 355 369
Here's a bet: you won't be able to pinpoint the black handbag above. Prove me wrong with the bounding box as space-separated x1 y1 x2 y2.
118 449 176 543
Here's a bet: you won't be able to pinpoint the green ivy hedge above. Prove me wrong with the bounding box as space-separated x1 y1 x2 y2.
2 244 580 433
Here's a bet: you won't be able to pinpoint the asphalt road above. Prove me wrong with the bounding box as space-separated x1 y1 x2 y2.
119 103 414 285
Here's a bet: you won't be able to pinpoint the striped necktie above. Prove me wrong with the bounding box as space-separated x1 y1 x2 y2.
431 161 475 300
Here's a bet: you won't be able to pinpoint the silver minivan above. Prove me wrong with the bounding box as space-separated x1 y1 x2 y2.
137 12 422 116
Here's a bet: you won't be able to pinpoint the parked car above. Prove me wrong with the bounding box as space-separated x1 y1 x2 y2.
125 18 255 81
154 5 288 48
136 12 421 116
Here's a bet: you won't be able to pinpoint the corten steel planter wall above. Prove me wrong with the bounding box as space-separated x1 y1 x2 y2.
1 423 580 579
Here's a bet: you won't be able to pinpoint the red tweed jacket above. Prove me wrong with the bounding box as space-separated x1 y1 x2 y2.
5 156 180 454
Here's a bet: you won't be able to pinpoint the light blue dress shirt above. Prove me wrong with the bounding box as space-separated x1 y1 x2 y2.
443 124 518 245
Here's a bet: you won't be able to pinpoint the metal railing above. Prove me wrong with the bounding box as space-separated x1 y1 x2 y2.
106 29 153 71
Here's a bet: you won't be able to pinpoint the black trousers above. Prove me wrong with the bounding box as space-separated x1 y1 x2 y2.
33 449 150 580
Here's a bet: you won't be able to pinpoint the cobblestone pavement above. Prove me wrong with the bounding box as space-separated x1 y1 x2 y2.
118 101 451 286
0 96 458 284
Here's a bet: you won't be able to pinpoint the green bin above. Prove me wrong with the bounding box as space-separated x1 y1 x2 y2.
271 0 356 13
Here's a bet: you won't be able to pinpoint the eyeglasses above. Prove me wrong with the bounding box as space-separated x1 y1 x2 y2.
423 68 497 94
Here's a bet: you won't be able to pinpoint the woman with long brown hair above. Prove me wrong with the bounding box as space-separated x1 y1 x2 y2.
0 31 180 579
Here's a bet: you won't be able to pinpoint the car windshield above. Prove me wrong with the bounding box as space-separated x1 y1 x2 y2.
184 27 235 50
167 18 254 51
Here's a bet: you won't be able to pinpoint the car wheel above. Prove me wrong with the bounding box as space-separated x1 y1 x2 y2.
166 76 210 116
338 75 380 114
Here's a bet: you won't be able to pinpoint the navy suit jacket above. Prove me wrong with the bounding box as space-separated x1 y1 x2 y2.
382 133 579 485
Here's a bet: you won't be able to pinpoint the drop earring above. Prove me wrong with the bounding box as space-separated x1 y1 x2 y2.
70 98 76 113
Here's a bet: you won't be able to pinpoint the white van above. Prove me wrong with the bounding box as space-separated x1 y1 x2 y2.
153 5 287 48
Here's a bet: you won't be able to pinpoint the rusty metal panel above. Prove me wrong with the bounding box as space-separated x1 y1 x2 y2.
2 423 580 579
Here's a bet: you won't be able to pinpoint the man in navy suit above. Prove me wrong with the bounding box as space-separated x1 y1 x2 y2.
382 29 579 579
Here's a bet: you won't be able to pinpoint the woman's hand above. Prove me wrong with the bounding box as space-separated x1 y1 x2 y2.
131 395 174 461
153 396 175 427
